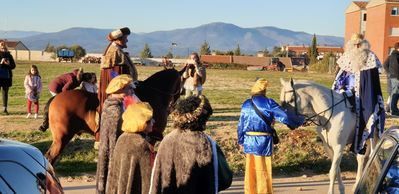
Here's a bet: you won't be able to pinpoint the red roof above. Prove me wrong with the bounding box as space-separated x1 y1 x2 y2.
353 1 368 9
287 46 344 53
0 40 21 49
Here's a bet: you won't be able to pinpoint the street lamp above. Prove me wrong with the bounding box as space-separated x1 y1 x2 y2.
171 43 177 58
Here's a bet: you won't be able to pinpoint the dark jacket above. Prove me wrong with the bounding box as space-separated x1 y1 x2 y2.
106 133 152 194
48 69 81 93
0 51 16 87
384 50 399 79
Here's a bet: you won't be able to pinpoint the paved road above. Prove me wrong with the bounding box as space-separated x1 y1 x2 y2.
62 175 356 194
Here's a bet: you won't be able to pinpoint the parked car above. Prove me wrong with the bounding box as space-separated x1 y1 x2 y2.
0 138 63 193
354 127 399 194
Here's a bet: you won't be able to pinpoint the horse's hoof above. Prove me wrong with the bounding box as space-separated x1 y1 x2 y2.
38 126 47 132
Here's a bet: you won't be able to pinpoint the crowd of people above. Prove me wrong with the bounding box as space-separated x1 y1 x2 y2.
1 29 398 193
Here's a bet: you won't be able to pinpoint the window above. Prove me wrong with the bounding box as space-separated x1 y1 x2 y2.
363 13 367 21
391 28 399 36
392 7 398 16
357 138 397 193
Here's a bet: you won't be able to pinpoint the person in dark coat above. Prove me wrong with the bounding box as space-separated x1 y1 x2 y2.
96 74 135 194
149 95 230 194
48 68 83 96
0 40 16 115
106 102 154 194
384 42 399 115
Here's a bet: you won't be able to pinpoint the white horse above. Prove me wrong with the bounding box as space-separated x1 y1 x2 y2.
280 79 379 194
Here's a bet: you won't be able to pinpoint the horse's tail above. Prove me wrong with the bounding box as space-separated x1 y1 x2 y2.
38 96 56 132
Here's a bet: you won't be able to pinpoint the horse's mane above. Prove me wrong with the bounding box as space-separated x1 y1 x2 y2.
291 80 340 114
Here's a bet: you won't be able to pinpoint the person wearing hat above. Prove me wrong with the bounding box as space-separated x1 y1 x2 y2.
48 68 83 96
332 33 385 154
149 95 231 194
106 102 154 194
237 78 304 194
96 74 135 194
98 27 138 116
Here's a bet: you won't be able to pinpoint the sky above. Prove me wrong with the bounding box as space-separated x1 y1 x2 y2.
2 0 354 37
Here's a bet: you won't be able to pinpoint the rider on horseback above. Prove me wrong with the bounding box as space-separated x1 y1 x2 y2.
332 33 385 154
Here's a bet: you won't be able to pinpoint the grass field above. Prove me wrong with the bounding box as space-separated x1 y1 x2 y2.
0 60 397 177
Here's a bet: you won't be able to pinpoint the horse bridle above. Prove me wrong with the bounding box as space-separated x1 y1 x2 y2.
137 80 182 111
284 79 346 127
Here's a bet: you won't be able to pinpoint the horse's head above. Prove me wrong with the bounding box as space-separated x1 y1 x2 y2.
280 78 313 116
135 69 183 142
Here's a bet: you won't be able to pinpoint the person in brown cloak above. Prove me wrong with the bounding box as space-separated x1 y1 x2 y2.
106 102 154 194
149 95 230 194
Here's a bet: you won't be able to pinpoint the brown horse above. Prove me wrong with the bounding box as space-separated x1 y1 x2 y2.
39 68 184 164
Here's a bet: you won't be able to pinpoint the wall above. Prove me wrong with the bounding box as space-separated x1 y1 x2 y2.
384 3 399 60
345 10 362 43
366 3 387 61
9 50 55 61
200 55 232 64
199 55 293 69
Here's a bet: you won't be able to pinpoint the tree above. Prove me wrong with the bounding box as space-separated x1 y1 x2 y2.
308 34 318 65
272 46 286 57
140 43 153 58
165 51 173 59
199 40 211 55
260 48 270 56
44 43 56 53
234 44 241 56
70 44 86 60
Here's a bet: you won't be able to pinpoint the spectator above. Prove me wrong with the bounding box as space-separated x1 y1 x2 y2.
182 52 206 98
106 102 154 194
48 68 83 96
81 72 98 94
96 74 135 194
24 65 42 119
0 40 16 115
160 56 174 69
383 42 399 116
237 78 304 194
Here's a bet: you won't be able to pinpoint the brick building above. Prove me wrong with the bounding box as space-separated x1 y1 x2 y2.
345 0 399 61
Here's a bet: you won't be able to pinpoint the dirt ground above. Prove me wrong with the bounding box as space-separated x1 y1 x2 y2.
60 172 357 194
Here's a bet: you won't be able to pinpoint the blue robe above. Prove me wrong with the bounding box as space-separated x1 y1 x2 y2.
237 95 304 156
335 51 385 154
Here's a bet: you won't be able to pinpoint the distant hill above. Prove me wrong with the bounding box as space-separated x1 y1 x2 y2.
0 30 43 39
10 22 343 56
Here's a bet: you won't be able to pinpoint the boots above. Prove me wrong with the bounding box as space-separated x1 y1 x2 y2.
3 107 8 115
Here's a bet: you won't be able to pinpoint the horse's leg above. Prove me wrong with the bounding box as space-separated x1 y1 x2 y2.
352 153 366 192
328 144 345 194
45 126 74 165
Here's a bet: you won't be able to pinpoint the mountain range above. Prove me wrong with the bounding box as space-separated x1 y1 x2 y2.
2 22 344 56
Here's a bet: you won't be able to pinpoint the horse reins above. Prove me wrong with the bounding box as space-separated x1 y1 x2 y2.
286 80 347 127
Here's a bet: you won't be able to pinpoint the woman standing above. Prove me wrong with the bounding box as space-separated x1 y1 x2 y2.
0 40 16 115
